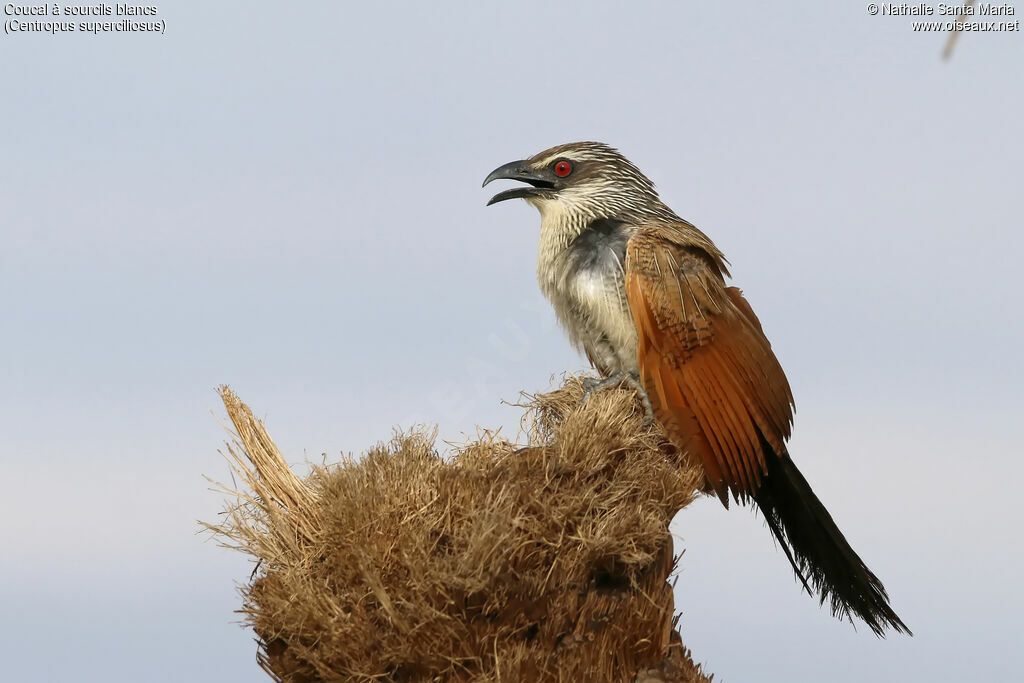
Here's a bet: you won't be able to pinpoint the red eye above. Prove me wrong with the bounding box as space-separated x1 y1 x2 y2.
554 160 573 177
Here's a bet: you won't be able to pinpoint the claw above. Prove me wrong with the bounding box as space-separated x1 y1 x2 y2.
579 371 655 427
580 377 603 402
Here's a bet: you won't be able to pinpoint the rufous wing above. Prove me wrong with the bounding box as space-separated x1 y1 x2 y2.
624 226 794 504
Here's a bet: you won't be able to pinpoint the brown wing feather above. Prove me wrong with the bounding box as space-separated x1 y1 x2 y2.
625 227 794 503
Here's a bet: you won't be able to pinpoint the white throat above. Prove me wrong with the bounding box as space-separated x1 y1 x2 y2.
527 195 593 288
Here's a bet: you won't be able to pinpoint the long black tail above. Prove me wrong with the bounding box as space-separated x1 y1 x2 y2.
753 448 911 636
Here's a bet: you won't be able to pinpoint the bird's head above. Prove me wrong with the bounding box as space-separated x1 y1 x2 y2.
482 141 666 224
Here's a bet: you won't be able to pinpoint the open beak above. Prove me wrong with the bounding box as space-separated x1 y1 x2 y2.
482 160 557 206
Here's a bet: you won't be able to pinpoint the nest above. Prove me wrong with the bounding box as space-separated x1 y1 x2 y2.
205 377 714 682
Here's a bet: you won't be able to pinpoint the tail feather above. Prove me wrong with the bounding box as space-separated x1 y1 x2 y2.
753 445 912 636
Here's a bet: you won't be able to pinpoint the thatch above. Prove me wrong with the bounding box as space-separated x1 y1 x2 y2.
204 377 714 682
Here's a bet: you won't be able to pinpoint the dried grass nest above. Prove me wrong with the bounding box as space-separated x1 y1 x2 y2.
205 377 714 682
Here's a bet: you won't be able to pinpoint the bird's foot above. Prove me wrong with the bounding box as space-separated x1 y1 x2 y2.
581 371 655 427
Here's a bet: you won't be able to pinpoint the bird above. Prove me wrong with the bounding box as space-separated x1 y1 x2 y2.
482 141 910 636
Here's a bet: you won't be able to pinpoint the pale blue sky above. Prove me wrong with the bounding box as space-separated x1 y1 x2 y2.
1 2 1021 681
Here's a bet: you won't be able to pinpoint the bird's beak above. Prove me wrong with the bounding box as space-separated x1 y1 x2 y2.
482 160 556 206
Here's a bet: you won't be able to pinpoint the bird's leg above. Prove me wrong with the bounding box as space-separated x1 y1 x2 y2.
581 371 655 427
